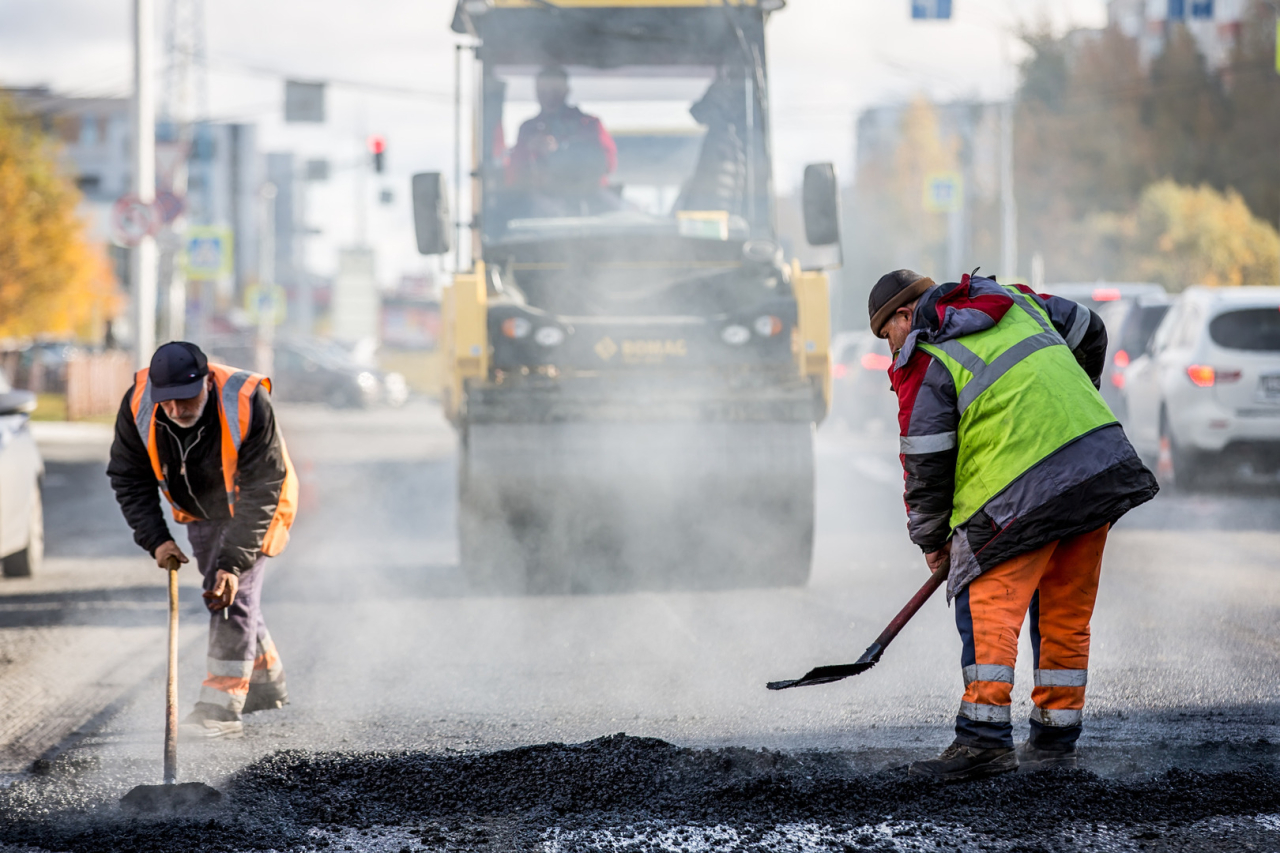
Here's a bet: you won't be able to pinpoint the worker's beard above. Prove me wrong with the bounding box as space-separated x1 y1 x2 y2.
167 392 208 428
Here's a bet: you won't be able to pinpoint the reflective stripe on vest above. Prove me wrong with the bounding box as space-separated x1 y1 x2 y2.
917 285 1117 531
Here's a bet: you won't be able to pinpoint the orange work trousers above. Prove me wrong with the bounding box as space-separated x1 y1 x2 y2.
952 525 1107 749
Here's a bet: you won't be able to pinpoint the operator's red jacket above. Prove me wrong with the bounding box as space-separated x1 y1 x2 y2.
506 104 617 190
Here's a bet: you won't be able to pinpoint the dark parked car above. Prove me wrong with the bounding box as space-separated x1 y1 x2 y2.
11 341 82 393
1042 281 1168 313
204 337 406 409
1094 294 1173 423
830 331 897 430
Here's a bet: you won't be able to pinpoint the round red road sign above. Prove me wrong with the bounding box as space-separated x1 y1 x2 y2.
110 195 158 247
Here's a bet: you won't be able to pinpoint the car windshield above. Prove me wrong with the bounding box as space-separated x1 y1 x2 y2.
1121 304 1171 352
481 65 765 243
1208 307 1280 352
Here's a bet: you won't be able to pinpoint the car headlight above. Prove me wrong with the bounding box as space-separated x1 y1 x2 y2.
534 326 565 347
356 371 378 390
721 324 750 346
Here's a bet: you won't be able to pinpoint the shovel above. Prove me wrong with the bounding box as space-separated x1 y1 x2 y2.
120 555 221 813
768 561 950 690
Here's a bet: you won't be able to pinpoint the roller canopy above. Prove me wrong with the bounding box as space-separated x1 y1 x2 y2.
453 3 767 67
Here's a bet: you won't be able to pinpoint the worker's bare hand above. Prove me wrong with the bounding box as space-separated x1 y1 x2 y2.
155 540 188 571
925 540 952 574
203 570 239 612
532 133 559 156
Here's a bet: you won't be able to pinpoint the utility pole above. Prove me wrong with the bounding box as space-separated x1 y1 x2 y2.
132 0 157 368
256 183 277 377
454 43 463 272
1000 100 1017 284
159 0 208 343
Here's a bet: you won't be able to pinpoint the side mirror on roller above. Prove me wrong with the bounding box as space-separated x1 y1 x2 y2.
411 173 453 256
802 163 841 247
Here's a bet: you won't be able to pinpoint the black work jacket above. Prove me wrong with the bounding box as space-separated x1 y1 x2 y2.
106 385 287 575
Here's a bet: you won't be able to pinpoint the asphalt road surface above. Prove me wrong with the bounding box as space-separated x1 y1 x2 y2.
0 402 1277 852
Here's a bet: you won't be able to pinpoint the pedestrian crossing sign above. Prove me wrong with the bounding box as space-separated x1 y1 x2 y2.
923 172 963 213
185 227 234 280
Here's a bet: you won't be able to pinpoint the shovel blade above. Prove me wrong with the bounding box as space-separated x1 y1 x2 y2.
766 644 884 690
121 781 222 813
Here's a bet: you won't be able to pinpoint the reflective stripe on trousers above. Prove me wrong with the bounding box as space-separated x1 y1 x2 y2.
1034 668 1087 687
250 631 284 684
954 526 1107 748
200 636 284 709
959 700 1012 724
189 519 285 715
1033 707 1084 727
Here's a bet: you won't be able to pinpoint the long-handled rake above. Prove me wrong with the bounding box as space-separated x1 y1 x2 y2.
120 556 221 812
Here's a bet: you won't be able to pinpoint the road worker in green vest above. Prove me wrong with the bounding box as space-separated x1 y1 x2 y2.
870 269 1158 782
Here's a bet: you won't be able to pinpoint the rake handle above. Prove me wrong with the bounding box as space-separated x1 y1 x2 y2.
164 556 180 785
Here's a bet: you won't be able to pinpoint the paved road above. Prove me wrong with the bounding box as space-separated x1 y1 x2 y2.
1 402 1277 851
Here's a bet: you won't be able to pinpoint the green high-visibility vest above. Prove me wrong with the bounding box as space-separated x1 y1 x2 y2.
917 286 1117 532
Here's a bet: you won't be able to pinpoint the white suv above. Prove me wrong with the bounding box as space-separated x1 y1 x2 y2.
1124 286 1280 488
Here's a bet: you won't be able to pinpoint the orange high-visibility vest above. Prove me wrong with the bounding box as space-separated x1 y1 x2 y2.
129 363 298 557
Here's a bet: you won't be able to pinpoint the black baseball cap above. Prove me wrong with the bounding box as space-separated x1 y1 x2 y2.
149 342 209 402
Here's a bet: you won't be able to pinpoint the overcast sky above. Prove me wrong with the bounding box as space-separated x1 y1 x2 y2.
0 0 1106 284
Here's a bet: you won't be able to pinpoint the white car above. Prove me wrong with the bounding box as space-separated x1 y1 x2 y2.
0 377 44 577
1124 286 1280 488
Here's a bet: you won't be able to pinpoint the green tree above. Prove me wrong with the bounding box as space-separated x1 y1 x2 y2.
1221 0 1280 228
0 96 118 340
1015 25 1156 281
1144 24 1228 187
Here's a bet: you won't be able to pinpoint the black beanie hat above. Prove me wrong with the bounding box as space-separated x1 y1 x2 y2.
868 269 935 338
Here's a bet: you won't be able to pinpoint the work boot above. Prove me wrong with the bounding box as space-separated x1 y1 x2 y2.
242 680 289 714
178 703 244 740
908 741 1018 782
1016 739 1078 772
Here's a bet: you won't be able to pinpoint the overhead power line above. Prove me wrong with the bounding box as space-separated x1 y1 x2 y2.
210 54 454 102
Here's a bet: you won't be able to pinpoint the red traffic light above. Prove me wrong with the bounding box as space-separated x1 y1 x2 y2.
367 135 386 155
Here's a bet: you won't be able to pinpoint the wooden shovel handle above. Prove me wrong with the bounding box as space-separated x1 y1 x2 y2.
870 561 950 650
164 555 179 785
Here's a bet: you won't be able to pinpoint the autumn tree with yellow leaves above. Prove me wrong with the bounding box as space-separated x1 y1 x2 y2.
0 96 118 341
1087 181 1280 291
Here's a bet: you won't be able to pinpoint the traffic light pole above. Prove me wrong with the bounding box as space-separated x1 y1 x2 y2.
132 0 158 367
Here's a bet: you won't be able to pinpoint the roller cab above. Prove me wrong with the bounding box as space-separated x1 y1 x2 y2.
418 0 838 592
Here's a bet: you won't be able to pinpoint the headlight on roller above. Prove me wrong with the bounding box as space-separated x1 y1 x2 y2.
721 324 750 346
501 316 532 339
753 315 783 337
534 326 565 347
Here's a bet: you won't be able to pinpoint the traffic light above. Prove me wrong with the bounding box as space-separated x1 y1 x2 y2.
368 135 386 173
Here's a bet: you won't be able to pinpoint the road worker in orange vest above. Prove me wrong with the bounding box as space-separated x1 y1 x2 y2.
108 342 298 739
